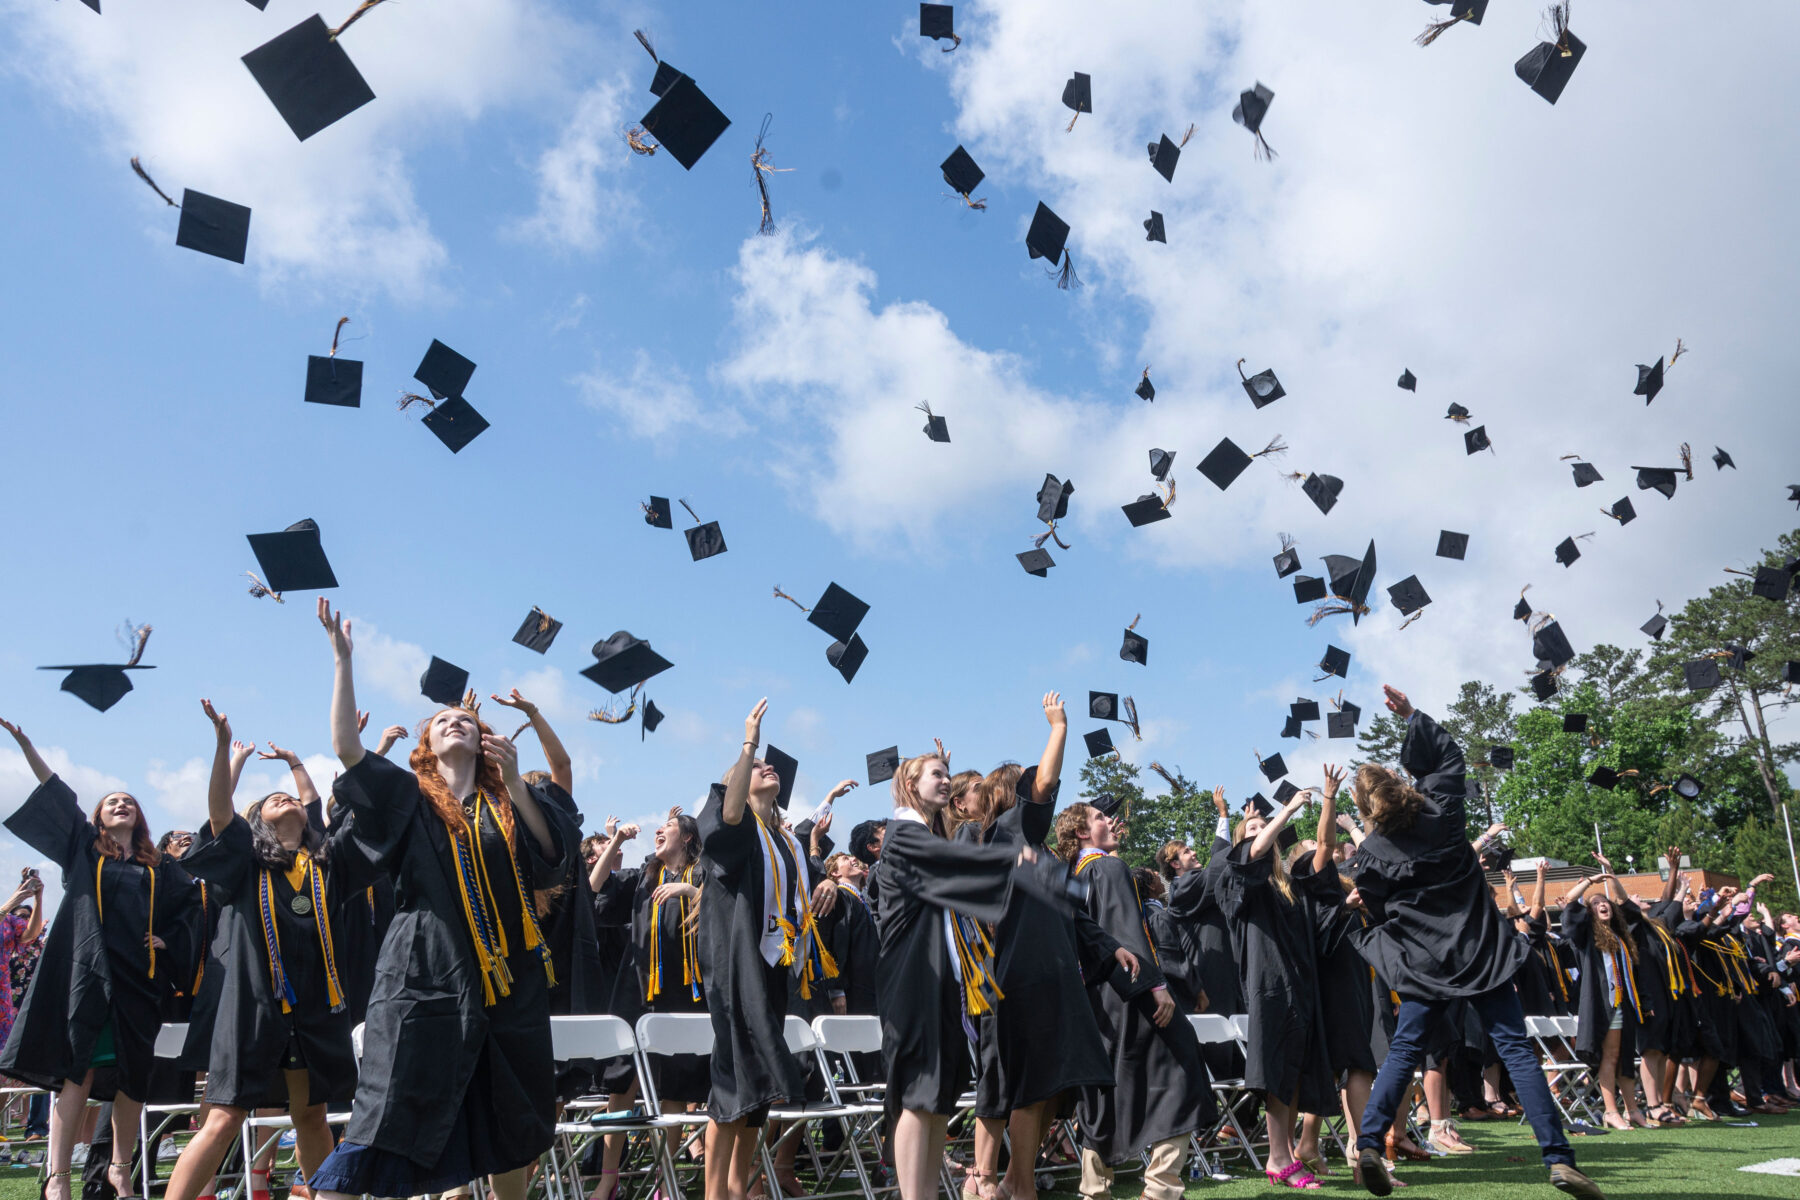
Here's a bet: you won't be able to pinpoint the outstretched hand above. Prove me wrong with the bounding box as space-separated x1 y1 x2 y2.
1212 785 1228 817
201 698 231 742
1382 685 1413 719
318 597 353 660
490 689 538 715
258 742 301 766
744 698 768 748
824 779 859 804
1322 763 1345 798
1043 691 1066 728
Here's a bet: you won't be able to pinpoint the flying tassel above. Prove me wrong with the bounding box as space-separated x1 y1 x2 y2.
1177 123 1196 148
625 125 658 156
1146 761 1179 789
1668 337 1688 368
633 28 658 63
1033 521 1072 551
512 720 531 741
751 114 790 236
1126 613 1141 632
941 33 962 53
588 686 642 725
1157 479 1176 510
678 499 702 524
130 157 178 207
639 498 663 524
1679 443 1694 480
1121 697 1141 741
772 586 810 613
329 316 350 357
1066 111 1081 133
1550 2 1573 53
1559 453 1582 461
1254 436 1289 460
329 0 388 40
120 621 153 667
1399 610 1424 631
246 571 284 603
1415 17 1461 46
1308 600 1368 627
1253 129 1277 162
1278 532 1297 555
1053 253 1081 290
397 391 436 412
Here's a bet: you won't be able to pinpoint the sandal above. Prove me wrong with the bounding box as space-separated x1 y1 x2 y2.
1649 1105 1685 1126
1296 1153 1331 1177
1688 1097 1718 1121
960 1169 995 1200
1600 1114 1632 1131
1264 1162 1321 1190
109 1159 143 1200
587 1168 620 1200
1383 1131 1430 1163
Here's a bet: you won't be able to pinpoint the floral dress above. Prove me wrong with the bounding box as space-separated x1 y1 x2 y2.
0 912 38 1054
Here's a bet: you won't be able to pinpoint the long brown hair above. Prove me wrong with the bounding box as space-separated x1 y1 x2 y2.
893 754 950 837
91 793 159 866
1231 817 1295 904
943 769 985 839
1588 899 1636 961
411 709 516 849
956 763 1023 838
1353 763 1425 835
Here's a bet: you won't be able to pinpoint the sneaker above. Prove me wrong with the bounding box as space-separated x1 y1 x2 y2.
158 1143 181 1161
71 1144 89 1166
277 1131 296 1151
1549 1162 1605 1199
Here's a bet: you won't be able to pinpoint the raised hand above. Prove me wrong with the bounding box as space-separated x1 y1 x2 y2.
813 810 835 836
1043 691 1066 728
1212 785 1228 817
1591 850 1614 873
825 779 859 804
230 741 255 769
616 823 641 842
744 697 768 748
481 733 520 783
933 737 948 761
201 698 231 742
356 710 370 733
317 597 353 660
1322 763 1345 798
605 815 620 838
490 688 538 714
258 742 301 765
1382 685 1413 718
1749 873 1775 888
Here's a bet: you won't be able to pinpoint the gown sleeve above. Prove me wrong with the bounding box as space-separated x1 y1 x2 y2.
331 753 420 875
177 814 256 904
1398 710 1468 840
880 820 1021 926
697 784 757 884
4 775 90 870
1012 768 1058 847
1164 868 1208 921
1087 857 1164 1000
599 866 645 914
1562 896 1593 950
514 786 570 888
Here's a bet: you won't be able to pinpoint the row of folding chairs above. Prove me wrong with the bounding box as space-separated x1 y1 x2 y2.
1524 1015 1604 1127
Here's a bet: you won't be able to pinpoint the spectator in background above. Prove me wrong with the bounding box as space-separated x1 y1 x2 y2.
4 870 49 1138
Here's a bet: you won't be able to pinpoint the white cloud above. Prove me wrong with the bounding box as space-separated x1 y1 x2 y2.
576 349 744 441
349 616 431 710
510 75 637 253
0 745 133 920
144 756 210 829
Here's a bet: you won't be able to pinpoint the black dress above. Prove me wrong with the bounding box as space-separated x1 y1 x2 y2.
1164 840 1243 1016
602 862 710 1104
0 776 201 1100
1515 915 1571 1018
1561 898 1644 1069
1292 857 1379 1078
307 753 571 1197
334 878 396 1028
1072 852 1214 1164
177 815 363 1110
955 770 1115 1118
1630 901 1698 1059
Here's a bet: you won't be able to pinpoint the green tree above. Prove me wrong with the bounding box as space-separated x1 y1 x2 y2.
1117 760 1220 869
1733 812 1799 915
1355 711 1408 764
1440 680 1517 827
1076 755 1147 860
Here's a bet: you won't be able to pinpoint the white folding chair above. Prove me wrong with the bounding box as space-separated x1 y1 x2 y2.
635 1013 717 1200
762 1016 880 1200
1189 1015 1262 1172
809 1017 894 1200
137 1023 200 1195
547 1016 657 1200
1527 1015 1600 1127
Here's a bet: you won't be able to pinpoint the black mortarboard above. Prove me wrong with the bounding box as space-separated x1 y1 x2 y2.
1673 774 1702 800
1232 81 1274 135
1554 537 1580 567
1290 698 1321 722
919 3 956 42
1514 595 1534 621
1026 202 1071 265
1579 765 1617 790
1713 446 1735 470
420 656 469 707
640 75 731 170
241 15 377 142
1790 483 1800 508
827 634 868 683
1445 402 1470 421
46 666 142 713
304 354 361 407
1437 531 1469 560
1318 644 1350 678
512 607 561 654
415 339 476 401
1633 357 1664 404
923 411 951 442
867 746 901 786
1752 566 1790 602
1634 467 1678 499
1017 548 1054 577
1273 780 1300 805
1301 473 1343 515
422 396 489 453
582 631 674 694
1489 746 1515 770
1135 371 1156 402
807 583 870 643
941 145 983 197
1388 575 1431 616
641 698 664 740
645 497 674 530
1274 546 1301 578
1090 791 1123 818
1327 709 1357 739
1197 438 1253 490
1061 72 1092 115
1464 425 1491 455
1247 792 1273 819
1120 629 1148 665
1514 26 1586 105
175 190 252 264
1121 495 1171 527
1563 713 1588 733
1239 361 1285 408
650 62 682 97
1533 620 1576 668
1727 645 1756 674
1682 658 1720 691
1276 718 1296 745
1147 134 1182 182
1144 211 1166 243
1294 575 1327 604
1326 541 1378 621
1149 448 1175 480
763 745 798 809
1089 691 1119 721
685 521 728 561
1783 660 1800 684
1641 611 1668 640
1608 496 1637 525
247 518 337 593
1036 473 1074 522
1531 671 1558 701
1398 369 1416 391
1258 752 1287 781
1083 728 1114 759
1571 461 1603 487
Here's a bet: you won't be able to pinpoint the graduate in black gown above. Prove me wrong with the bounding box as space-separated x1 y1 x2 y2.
330 724 407 1029
1343 686 1598 1200
0 718 203 1200
1056 803 1213 1200
164 702 364 1200
1160 787 1246 1082
1560 870 1650 1129
1619 847 1698 1126
306 602 571 1200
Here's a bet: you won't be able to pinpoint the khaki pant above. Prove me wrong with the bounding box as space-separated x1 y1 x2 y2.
1079 1136 1188 1200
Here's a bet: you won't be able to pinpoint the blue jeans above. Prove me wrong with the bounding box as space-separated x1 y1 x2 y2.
1356 983 1573 1169
26 1089 49 1135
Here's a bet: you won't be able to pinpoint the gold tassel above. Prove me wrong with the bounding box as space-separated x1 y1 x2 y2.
329 0 388 41
130 157 177 207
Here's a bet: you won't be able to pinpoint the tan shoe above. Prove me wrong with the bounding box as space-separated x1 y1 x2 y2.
1426 1119 1475 1155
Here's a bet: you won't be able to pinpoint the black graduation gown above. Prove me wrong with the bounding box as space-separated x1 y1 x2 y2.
1561 898 1643 1068
0 776 201 1098
178 815 363 1109
535 782 611 1018
696 790 807 1124
1073 853 1214 1164
1631 901 1698 1058
321 753 570 1177
1164 842 1243 1017
1213 841 1335 1113
335 878 396 1029
1679 916 1737 1063
1143 899 1200 1012
955 771 1115 1117
873 813 1023 1115
1515 915 1571 1018
602 862 710 1104
1292 857 1379 1078
1347 710 1529 1002
822 881 879 1017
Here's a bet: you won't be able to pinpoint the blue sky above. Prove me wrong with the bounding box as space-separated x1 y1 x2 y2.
3 0 1798 900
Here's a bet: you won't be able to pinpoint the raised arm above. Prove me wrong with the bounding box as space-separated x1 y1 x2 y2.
721 699 767 828
0 719 53 785
319 598 364 769
484 731 552 852
201 699 240 837
1033 692 1067 804
491 689 572 795
1313 763 1345 875
1502 868 1523 917
374 724 409 759
1659 846 1681 905
588 817 638 892
259 742 320 806
1530 857 1549 922
1388 685 1468 822
1250 787 1311 861
1210 785 1232 853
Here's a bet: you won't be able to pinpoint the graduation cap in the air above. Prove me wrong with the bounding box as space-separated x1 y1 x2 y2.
675 499 727 561
1682 658 1721 692
1555 537 1581 567
1327 703 1359 739
1388 575 1431 617
1783 660 1800 685
398 393 489 454
241 12 379 142
420 656 469 708
1280 713 1304 740
940 145 984 207
1570 461 1603 487
1671 774 1702 800
640 698 664 740
1437 531 1469 561
630 29 683 97
1445 403 1471 422
1120 622 1148 666
1017 548 1055 577
1533 619 1576 669
1290 698 1321 723
1134 369 1156 403
918 401 951 443
1122 494 1172 527
827 634 869 683
1238 358 1285 408
582 631 674 694
1464 425 1492 455
1641 606 1668 640
1232 81 1276 159
1147 126 1193 182
1089 691 1119 721
1530 671 1558 700
643 497 674 529
1633 358 1664 404
1026 202 1079 288
1089 790 1124 819
1514 8 1585 105
1585 765 1619 789
1711 446 1734 470
1320 541 1377 623
246 518 338 594
1418 0 1489 45
1397 368 1417 391
512 607 561 654
919 3 960 50
1197 438 1253 490
1634 467 1679 499
1489 746 1516 770
129 158 251 264
304 317 362 407
1563 713 1589 734
638 74 731 170
1149 448 1176 481
414 339 477 401
1790 483 1800 510
1725 644 1756 671
1301 473 1343 515
1257 751 1288 781
1061 72 1092 128
1294 575 1327 604
1083 727 1115 759
1605 497 1636 525
1144 211 1166 243
763 745 798 809
1036 473 1075 523
1753 566 1792 602
807 582 871 643
1274 536 1301 578
866 745 901 786
40 623 155 713
1318 644 1350 679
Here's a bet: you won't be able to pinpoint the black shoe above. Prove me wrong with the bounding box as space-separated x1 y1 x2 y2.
1549 1163 1604 1199
1715 1099 1748 1118
1357 1148 1393 1197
